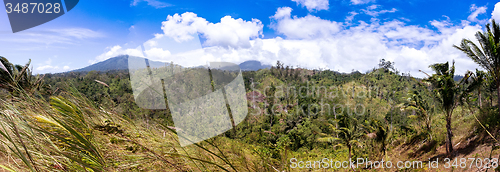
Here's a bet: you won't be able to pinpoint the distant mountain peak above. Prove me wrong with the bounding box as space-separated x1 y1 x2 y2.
239 60 271 71
71 55 130 72
71 56 271 73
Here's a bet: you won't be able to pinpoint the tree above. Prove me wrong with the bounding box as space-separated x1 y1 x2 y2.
463 69 486 107
363 119 389 157
402 88 433 132
317 113 362 170
454 19 500 115
421 61 470 156
378 59 395 72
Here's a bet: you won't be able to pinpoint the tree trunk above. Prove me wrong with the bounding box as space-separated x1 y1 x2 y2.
348 145 355 171
497 84 500 116
479 88 482 107
426 112 431 132
382 141 386 156
491 91 494 107
445 111 453 157
348 145 351 161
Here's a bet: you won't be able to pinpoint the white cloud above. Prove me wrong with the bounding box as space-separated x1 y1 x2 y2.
36 58 58 71
226 9 481 77
144 47 172 60
50 28 105 39
35 58 71 73
345 11 358 22
362 5 397 17
0 28 104 45
468 4 487 22
91 45 143 64
270 7 341 39
350 0 375 5
273 7 293 18
378 20 443 47
291 0 329 12
129 25 136 33
36 65 59 71
161 12 263 48
491 2 500 21
95 8 484 78
225 19 479 77
131 0 171 8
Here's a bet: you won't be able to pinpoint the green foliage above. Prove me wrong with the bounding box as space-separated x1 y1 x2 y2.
0 57 46 96
422 61 475 156
2 55 499 171
454 19 500 122
401 82 435 132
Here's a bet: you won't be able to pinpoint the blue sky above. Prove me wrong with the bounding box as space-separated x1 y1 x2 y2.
0 0 498 77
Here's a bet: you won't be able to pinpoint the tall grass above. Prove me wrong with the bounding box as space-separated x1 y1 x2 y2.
0 72 270 171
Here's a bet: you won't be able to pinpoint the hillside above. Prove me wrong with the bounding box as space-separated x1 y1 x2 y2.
72 55 130 72
1 56 500 171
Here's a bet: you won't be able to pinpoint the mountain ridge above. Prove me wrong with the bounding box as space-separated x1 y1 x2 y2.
70 56 271 73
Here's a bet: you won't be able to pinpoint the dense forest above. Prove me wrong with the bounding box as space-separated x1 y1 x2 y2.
1 21 500 172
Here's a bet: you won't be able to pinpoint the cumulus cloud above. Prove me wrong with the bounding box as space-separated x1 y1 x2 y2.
350 0 375 5
225 19 479 77
491 2 500 21
227 8 481 77
291 0 329 12
161 12 263 48
91 12 264 64
270 7 341 39
95 7 484 78
468 4 487 23
362 5 397 17
144 47 172 60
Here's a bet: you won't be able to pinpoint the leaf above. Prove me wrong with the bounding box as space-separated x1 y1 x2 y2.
94 80 109 87
0 60 10 76
317 137 335 143
0 165 16 172
407 115 419 119
264 130 276 136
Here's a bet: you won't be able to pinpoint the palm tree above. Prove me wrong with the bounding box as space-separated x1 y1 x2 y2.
363 119 389 157
454 19 500 114
317 113 363 170
402 88 433 132
421 61 470 156
464 69 486 107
